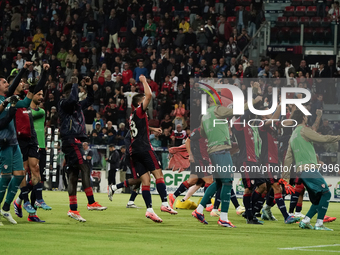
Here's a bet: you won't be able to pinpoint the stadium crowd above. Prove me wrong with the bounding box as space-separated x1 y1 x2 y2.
0 0 339 151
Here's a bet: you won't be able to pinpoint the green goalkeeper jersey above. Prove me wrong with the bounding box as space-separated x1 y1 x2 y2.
32 107 45 149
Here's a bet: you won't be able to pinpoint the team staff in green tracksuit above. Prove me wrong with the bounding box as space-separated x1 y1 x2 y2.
283 109 340 231
192 94 262 227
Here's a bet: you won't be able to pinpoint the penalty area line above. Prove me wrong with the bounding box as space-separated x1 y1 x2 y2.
278 244 340 252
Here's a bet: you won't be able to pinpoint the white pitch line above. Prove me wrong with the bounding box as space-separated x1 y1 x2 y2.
288 249 340 253
278 244 340 250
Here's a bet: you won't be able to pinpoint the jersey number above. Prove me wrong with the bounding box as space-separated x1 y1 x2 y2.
130 120 138 138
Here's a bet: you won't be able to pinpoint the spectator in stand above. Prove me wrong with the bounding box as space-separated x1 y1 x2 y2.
217 15 232 43
162 75 174 92
285 60 295 80
171 101 186 128
93 112 104 130
46 106 59 130
150 131 162 148
161 114 173 132
122 63 133 85
171 124 187 146
315 63 328 95
158 89 172 120
104 74 114 89
179 19 190 34
33 28 45 50
122 85 138 117
117 98 127 125
65 49 78 69
216 58 228 78
97 63 111 87
296 59 311 76
105 102 118 125
16 53 26 70
133 61 148 82
250 0 265 29
159 128 172 147
107 9 120 49
84 105 97 134
10 25 24 47
224 37 238 66
258 64 273 78
328 1 340 22
116 123 128 146
317 0 327 18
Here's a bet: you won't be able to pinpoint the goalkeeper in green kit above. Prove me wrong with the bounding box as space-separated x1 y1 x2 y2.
283 109 340 231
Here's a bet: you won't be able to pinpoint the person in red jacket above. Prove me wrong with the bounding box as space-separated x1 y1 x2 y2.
122 63 133 85
147 77 159 97
217 15 232 42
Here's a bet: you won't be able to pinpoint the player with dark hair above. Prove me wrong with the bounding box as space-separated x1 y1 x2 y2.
59 77 107 222
283 109 340 231
13 63 51 223
111 74 177 223
0 62 37 224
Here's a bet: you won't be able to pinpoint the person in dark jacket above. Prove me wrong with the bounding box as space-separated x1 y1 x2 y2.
107 9 120 49
106 144 120 186
58 77 106 221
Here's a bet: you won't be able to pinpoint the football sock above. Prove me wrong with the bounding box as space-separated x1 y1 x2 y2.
0 175 11 204
306 204 318 220
220 183 231 213
254 193 266 213
251 190 262 213
69 195 77 211
34 182 43 201
116 180 129 190
30 187 36 207
20 186 31 203
174 181 190 198
200 182 218 207
289 183 304 213
274 193 289 220
4 175 24 210
213 188 221 209
142 185 152 208
315 219 324 227
129 190 138 202
230 188 240 208
296 203 302 213
243 193 252 219
84 187 95 204
16 197 22 205
316 191 331 223
266 188 275 207
196 204 204 214
302 216 311 224
156 178 167 203
146 208 155 213
220 212 228 221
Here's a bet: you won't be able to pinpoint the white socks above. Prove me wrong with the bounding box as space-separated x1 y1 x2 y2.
315 219 324 227
220 212 228 221
302 216 311 224
162 202 169 207
127 201 134 205
111 185 117 191
147 208 155 213
196 204 204 214
16 197 22 205
212 209 219 213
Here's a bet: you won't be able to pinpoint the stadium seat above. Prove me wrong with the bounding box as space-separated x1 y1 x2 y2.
306 6 317 16
154 16 160 22
322 17 331 27
310 17 321 27
276 16 287 27
279 27 290 42
295 6 306 16
235 6 242 12
314 27 325 42
326 0 332 6
324 28 332 43
227 16 236 27
300 17 310 26
304 27 314 41
119 27 127 37
270 27 279 42
243 0 251 6
291 0 302 6
153 110 158 119
290 27 301 42
139 6 144 12
284 6 295 16
245 6 250 11
149 119 160 127
152 6 159 13
302 0 314 6
287 16 299 26
236 0 243 6
184 6 190 12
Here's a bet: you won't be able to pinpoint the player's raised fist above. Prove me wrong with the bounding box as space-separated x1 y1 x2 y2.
255 95 263 103
24 61 33 69
43 63 50 70
139 75 146 83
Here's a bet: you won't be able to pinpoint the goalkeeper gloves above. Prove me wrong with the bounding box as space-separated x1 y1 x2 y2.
2 95 20 107
278 179 295 195
28 77 39 93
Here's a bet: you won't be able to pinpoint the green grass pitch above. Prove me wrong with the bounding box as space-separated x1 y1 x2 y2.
0 191 339 255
